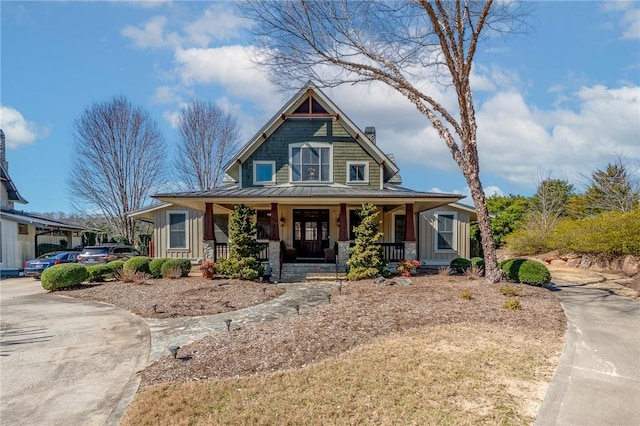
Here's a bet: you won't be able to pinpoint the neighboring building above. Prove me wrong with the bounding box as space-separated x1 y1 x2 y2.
0 129 84 277
130 82 476 281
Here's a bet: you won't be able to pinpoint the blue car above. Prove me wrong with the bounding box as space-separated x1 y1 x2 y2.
23 251 79 279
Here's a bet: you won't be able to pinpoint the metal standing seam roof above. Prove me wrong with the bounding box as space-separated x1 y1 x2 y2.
152 184 462 200
0 209 85 231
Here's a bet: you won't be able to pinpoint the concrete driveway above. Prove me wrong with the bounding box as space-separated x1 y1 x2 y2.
0 277 149 426
535 279 640 426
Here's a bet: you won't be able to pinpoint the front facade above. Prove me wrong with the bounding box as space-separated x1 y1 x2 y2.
132 83 476 280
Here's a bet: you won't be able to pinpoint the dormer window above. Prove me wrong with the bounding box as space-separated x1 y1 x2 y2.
290 143 332 183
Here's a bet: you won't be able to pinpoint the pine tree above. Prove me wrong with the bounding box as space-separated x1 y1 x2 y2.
347 203 387 280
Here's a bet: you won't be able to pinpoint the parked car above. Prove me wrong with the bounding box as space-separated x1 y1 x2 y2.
24 251 80 279
77 244 140 266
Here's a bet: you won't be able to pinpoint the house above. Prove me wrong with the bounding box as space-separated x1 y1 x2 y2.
0 129 84 277
130 82 476 281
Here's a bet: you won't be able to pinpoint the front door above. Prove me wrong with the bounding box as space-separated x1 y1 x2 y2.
293 209 330 258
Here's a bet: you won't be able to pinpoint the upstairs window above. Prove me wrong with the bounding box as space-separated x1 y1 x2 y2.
435 213 456 251
347 161 369 184
290 143 331 182
253 161 276 185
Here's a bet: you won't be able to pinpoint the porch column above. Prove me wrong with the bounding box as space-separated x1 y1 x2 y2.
337 203 350 272
268 203 281 282
404 203 417 261
203 202 216 261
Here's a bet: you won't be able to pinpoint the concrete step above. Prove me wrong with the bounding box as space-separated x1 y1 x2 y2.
280 263 341 283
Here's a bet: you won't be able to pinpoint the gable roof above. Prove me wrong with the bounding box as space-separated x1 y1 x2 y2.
1 162 27 204
224 81 400 183
0 209 84 231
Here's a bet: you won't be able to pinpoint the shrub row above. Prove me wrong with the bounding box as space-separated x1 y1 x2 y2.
40 256 193 291
449 257 484 273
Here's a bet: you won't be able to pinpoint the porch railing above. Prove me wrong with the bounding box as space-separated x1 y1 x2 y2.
213 242 269 262
344 242 405 262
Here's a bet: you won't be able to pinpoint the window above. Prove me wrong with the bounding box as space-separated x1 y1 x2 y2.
290 143 331 182
168 211 188 249
435 213 456 251
18 224 29 235
253 161 276 185
394 215 406 242
347 162 369 184
256 211 271 240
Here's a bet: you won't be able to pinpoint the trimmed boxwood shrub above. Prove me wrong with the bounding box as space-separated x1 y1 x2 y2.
470 257 485 269
450 257 471 273
217 257 262 280
149 258 169 278
41 263 88 291
499 258 551 286
107 260 125 273
160 259 192 278
86 264 113 282
123 256 151 274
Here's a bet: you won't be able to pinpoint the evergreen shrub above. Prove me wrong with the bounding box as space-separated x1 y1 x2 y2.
160 259 192 278
149 258 169 278
470 257 485 268
450 257 471 273
86 264 113 282
41 264 88 291
499 258 551 286
123 256 151 274
347 203 387 280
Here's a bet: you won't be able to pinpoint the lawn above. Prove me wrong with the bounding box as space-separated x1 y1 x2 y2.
62 272 567 425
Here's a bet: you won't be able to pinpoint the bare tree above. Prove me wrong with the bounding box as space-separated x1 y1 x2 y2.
243 0 528 282
527 174 574 237
175 100 240 190
69 96 166 244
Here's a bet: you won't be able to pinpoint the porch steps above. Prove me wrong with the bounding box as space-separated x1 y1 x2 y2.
279 263 345 283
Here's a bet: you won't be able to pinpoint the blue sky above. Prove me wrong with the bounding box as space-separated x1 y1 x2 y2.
2 1 639 214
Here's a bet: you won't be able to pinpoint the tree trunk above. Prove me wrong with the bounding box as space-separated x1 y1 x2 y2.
467 173 500 283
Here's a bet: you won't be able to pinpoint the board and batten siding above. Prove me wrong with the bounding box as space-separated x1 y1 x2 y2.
0 219 20 270
419 209 471 265
153 207 204 260
243 118 380 188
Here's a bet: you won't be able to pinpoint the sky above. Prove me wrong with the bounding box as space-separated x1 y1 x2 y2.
1 0 639 215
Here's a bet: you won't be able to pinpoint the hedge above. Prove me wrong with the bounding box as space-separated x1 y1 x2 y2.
499 258 551 286
86 264 113 282
41 263 88 291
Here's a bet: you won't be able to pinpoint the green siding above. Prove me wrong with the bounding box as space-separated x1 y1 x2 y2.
242 118 379 188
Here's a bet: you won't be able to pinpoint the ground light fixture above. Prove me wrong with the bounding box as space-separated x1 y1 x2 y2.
168 345 180 359
337 281 343 295
295 304 300 315
151 303 158 313
225 318 232 331
327 294 331 303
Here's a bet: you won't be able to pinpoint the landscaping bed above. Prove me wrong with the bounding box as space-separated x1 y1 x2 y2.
59 278 285 318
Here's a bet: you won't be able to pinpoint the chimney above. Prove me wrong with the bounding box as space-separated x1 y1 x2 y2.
364 126 376 144
0 129 7 172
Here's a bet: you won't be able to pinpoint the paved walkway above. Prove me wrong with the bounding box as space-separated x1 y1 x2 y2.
535 279 640 426
0 278 149 426
145 281 335 360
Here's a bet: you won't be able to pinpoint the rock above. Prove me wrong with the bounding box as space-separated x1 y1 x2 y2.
395 278 412 286
374 277 387 285
622 256 640 276
566 258 582 268
550 259 567 266
579 256 592 268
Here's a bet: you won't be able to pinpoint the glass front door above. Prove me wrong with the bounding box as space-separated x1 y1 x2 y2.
293 209 330 258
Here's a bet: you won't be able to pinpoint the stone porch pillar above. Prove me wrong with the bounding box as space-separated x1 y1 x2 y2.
337 203 349 272
404 203 417 261
203 202 216 261
268 203 281 281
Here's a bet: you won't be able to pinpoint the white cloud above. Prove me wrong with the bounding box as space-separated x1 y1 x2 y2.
184 4 249 46
0 106 49 148
603 1 640 40
121 16 181 49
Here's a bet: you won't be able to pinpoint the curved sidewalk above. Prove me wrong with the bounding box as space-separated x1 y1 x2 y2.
535 279 640 426
145 281 335 360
